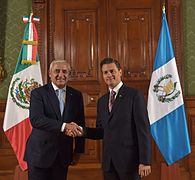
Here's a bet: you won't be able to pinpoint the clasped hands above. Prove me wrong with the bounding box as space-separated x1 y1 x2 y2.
65 122 83 137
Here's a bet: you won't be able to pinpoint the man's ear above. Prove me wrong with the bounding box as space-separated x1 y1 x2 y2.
119 69 122 76
48 70 51 78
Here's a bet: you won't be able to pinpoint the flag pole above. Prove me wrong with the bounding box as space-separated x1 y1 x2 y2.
148 0 191 178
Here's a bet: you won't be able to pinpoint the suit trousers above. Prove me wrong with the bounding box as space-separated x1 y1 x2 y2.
103 160 140 180
27 153 68 180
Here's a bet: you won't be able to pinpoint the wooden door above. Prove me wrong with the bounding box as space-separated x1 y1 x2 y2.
108 0 160 92
52 0 161 179
54 1 107 179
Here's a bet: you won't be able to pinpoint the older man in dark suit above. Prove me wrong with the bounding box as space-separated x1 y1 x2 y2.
24 60 85 180
71 58 152 180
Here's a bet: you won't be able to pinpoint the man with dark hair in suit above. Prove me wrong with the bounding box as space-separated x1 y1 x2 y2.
71 57 152 180
24 60 85 180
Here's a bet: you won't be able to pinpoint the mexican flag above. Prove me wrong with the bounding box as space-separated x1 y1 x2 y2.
3 13 43 171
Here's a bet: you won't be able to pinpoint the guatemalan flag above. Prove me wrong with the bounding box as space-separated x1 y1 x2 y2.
3 13 43 170
147 10 191 165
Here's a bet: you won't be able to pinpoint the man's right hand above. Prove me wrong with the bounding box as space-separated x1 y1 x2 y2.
65 122 83 137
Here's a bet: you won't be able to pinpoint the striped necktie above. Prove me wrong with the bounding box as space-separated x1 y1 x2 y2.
108 90 116 112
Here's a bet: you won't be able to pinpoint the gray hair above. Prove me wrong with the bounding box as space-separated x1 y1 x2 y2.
49 60 71 71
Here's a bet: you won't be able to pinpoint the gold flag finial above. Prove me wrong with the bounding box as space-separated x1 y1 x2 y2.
30 6 33 15
162 2 166 13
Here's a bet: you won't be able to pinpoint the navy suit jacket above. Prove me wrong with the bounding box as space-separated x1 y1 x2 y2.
85 84 152 172
24 83 85 168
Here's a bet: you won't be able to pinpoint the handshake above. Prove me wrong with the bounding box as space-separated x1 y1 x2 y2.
64 122 84 137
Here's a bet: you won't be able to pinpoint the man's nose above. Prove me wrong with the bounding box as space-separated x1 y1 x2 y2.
107 71 112 76
59 70 65 76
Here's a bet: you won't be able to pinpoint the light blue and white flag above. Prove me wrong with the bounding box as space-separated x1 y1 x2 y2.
147 10 191 165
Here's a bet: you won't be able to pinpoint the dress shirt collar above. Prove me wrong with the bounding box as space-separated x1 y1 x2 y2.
51 82 66 92
109 81 123 95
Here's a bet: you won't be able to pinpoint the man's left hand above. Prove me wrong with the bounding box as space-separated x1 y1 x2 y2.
138 164 151 178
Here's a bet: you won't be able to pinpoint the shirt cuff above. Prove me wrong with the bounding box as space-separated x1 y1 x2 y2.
61 122 66 132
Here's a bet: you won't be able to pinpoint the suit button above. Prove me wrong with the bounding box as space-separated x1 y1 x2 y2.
44 141 47 144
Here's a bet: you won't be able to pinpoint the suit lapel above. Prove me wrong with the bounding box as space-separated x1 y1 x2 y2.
108 84 127 121
47 83 62 120
105 93 110 115
98 94 110 126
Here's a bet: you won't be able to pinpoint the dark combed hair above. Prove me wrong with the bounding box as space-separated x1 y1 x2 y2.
100 57 121 70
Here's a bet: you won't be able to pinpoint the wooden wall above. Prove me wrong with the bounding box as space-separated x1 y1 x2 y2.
1 98 195 180
1 0 195 179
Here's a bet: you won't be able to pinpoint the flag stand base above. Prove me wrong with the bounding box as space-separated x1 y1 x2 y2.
161 162 181 180
14 165 28 180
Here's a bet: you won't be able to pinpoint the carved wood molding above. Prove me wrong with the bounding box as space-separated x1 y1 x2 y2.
32 2 46 64
166 0 183 85
185 96 195 109
48 0 54 65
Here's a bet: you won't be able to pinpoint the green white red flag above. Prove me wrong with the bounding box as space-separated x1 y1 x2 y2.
3 13 43 171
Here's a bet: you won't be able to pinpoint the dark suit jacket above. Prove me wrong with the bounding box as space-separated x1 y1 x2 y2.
24 83 85 168
85 84 152 172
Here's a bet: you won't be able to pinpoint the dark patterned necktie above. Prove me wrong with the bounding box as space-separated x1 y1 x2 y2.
108 90 116 112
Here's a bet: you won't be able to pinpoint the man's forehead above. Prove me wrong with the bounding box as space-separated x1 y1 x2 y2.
102 63 117 70
53 63 69 69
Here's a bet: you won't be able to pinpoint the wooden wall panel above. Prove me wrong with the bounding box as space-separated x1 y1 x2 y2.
79 117 102 163
54 0 107 67
1 97 195 179
185 97 195 180
65 10 98 81
0 101 18 179
116 9 151 80
107 0 160 93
